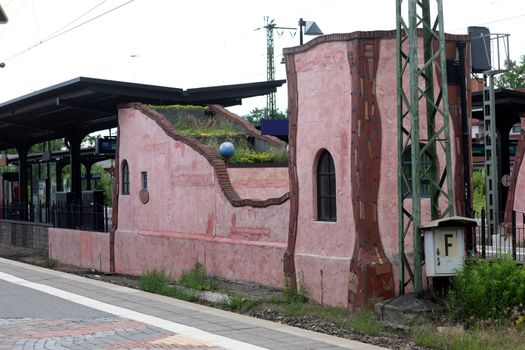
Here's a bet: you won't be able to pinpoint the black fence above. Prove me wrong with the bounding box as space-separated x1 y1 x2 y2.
471 209 525 263
0 201 111 233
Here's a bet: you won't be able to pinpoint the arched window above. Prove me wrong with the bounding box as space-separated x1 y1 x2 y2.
317 150 336 221
402 144 431 197
122 160 130 195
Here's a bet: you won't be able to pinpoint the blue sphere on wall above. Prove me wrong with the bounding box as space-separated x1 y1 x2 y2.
219 142 235 158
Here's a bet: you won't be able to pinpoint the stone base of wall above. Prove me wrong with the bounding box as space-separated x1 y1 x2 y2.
0 220 49 254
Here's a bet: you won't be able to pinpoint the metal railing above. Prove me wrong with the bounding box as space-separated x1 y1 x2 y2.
471 208 525 263
1 201 111 233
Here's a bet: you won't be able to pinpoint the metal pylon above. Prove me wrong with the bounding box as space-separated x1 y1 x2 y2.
483 74 499 235
396 0 454 296
264 16 276 119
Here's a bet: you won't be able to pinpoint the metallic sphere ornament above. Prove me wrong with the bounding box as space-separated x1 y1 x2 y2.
219 142 235 158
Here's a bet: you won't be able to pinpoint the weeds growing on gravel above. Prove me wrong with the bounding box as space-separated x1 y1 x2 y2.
138 268 199 302
178 261 218 291
348 309 385 336
411 323 525 350
139 268 171 294
42 258 58 268
283 275 308 304
228 293 255 312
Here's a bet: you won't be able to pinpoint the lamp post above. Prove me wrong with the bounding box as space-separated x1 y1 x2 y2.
298 18 323 45
0 4 8 24
1 4 7 68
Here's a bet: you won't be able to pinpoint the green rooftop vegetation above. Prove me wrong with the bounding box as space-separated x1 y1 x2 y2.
151 105 288 165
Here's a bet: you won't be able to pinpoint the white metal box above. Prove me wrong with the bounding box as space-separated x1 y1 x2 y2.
422 216 477 277
424 227 464 276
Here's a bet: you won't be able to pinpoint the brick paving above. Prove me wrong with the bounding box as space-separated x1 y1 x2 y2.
0 258 388 350
0 317 225 350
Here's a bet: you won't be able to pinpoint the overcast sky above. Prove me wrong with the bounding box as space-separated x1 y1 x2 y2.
0 0 524 117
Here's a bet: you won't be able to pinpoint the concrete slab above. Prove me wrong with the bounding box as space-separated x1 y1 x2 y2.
375 293 444 329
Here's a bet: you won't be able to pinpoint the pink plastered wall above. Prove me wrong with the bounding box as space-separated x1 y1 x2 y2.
227 167 288 200
290 34 463 304
115 107 289 287
513 118 525 226
292 41 355 306
48 228 110 272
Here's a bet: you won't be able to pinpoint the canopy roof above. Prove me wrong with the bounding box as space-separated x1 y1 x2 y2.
472 88 525 127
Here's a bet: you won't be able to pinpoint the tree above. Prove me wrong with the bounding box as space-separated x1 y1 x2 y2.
495 55 525 88
29 139 66 154
243 107 287 126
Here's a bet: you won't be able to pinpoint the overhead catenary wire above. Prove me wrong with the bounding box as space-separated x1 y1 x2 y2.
450 12 525 32
46 0 109 39
3 0 135 62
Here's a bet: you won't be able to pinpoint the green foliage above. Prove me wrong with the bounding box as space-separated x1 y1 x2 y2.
91 164 113 205
243 107 287 126
225 147 287 165
349 309 385 337
139 268 172 293
473 170 485 214
281 302 385 337
495 55 525 88
174 117 245 138
138 268 199 302
151 104 205 110
178 261 217 291
42 258 58 268
163 107 288 165
228 293 255 312
283 302 306 316
411 324 525 350
283 277 308 304
448 255 525 321
28 139 66 154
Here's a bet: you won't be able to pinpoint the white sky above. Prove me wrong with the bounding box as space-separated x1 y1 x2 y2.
0 0 524 117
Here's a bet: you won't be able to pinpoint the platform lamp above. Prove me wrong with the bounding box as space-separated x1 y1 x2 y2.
0 4 7 69
0 4 7 23
298 18 323 45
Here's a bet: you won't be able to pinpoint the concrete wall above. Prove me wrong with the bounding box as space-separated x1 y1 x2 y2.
0 220 49 254
115 106 289 287
48 228 110 272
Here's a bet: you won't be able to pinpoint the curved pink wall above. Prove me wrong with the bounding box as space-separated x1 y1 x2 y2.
292 41 354 306
115 107 289 287
288 33 465 304
227 167 288 200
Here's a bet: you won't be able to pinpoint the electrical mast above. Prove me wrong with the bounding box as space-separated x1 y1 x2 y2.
263 17 295 119
396 0 454 297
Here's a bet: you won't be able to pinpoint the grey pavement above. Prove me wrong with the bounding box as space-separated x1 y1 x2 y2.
0 258 387 350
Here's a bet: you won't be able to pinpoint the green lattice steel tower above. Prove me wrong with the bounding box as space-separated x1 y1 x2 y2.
396 0 454 296
264 16 276 119
263 17 295 119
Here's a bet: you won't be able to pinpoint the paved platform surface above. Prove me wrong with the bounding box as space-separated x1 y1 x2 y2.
0 258 387 350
